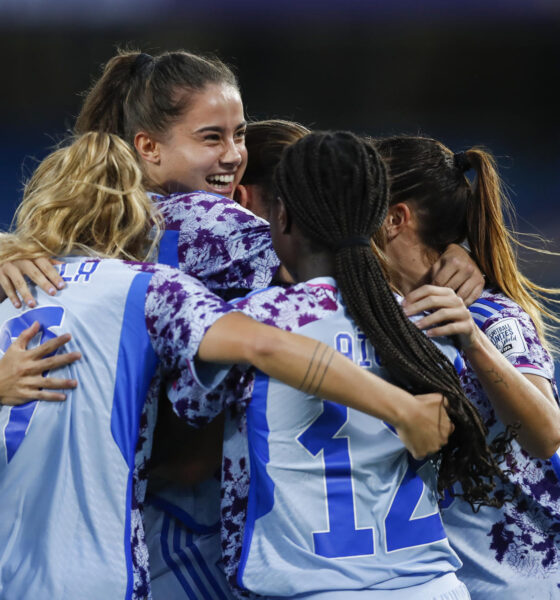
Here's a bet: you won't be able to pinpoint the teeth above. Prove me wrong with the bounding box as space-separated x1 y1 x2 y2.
207 174 235 185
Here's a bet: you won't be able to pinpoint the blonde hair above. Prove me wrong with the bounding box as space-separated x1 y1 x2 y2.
0 132 162 263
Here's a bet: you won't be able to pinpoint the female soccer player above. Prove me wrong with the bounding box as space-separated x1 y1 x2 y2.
373 134 560 599
172 131 510 599
0 52 483 307
0 131 454 600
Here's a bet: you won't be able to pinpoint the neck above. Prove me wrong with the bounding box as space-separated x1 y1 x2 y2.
385 239 435 295
291 248 335 283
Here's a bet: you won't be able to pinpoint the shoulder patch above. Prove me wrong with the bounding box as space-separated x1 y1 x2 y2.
485 317 528 358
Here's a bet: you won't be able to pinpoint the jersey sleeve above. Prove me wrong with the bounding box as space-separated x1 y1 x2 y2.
474 299 555 381
144 266 235 384
167 364 254 428
156 192 280 293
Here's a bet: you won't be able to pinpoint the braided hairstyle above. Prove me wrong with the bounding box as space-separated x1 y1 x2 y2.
274 131 510 508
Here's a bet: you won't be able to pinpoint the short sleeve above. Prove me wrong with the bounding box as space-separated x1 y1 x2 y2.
479 303 554 381
156 192 280 292
144 266 235 374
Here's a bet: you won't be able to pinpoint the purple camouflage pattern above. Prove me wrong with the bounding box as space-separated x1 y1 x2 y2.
155 191 279 292
125 262 235 600
168 280 340 596
444 288 560 596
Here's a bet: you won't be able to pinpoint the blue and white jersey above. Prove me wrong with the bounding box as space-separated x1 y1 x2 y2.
0 257 234 600
441 289 560 599
145 478 233 600
173 277 463 598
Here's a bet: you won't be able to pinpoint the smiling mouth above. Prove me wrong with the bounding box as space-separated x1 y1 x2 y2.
206 173 235 188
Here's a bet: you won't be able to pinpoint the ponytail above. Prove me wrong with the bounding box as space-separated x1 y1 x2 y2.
75 51 142 140
466 147 560 353
375 135 560 355
274 131 511 509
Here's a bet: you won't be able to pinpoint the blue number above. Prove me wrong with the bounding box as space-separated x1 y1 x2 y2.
385 461 446 551
1 306 65 462
297 402 375 558
299 401 446 557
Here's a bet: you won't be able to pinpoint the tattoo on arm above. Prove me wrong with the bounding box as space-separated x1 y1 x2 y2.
298 342 337 396
310 347 336 397
485 367 508 389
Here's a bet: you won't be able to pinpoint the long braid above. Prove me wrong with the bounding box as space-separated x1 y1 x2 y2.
274 131 510 507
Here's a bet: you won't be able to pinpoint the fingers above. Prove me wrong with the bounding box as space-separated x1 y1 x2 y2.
455 277 484 306
403 289 462 318
439 395 455 436
14 321 41 349
430 256 471 288
28 374 78 391
2 390 68 404
414 307 468 332
33 257 66 292
0 267 23 309
0 262 36 308
403 284 451 307
29 351 82 373
29 333 72 359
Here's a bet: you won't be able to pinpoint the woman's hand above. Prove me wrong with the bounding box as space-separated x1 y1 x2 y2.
0 258 66 308
402 284 481 350
429 244 484 306
395 392 454 459
0 321 81 405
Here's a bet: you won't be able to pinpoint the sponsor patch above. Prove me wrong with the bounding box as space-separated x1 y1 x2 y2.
485 317 527 358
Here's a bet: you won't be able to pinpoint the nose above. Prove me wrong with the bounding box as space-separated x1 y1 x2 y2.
220 138 243 168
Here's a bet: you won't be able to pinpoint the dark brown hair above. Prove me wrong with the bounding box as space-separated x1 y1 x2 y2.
373 135 560 354
274 131 510 508
75 49 239 147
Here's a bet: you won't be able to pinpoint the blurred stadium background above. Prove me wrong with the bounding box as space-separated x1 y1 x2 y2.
1 0 559 356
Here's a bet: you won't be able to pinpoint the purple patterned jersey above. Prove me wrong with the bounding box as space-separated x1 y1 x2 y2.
154 191 279 294
129 261 235 599
170 277 463 598
441 289 560 599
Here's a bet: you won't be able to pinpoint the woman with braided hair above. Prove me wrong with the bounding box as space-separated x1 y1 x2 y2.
372 135 560 599
171 129 510 599
0 131 456 600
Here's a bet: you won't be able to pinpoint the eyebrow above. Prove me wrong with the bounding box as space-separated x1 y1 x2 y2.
194 121 247 134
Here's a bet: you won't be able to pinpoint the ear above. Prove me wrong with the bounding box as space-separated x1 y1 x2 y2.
235 184 271 221
134 131 160 165
276 197 290 234
234 184 250 209
383 202 411 241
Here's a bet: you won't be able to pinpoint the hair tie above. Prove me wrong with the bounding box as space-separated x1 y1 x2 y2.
454 151 471 173
131 53 153 75
333 236 371 251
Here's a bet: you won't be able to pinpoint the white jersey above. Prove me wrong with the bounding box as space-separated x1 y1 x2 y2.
171 277 466 598
441 290 560 599
0 257 234 600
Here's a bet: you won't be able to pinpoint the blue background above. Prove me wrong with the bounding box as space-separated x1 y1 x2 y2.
1 0 558 365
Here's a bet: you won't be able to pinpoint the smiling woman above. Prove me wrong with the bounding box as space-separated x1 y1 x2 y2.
75 49 248 198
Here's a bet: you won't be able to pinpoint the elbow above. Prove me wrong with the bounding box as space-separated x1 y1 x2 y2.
519 429 560 460
242 322 281 369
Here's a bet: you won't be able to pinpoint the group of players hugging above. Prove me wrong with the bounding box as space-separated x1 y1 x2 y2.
0 49 559 600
